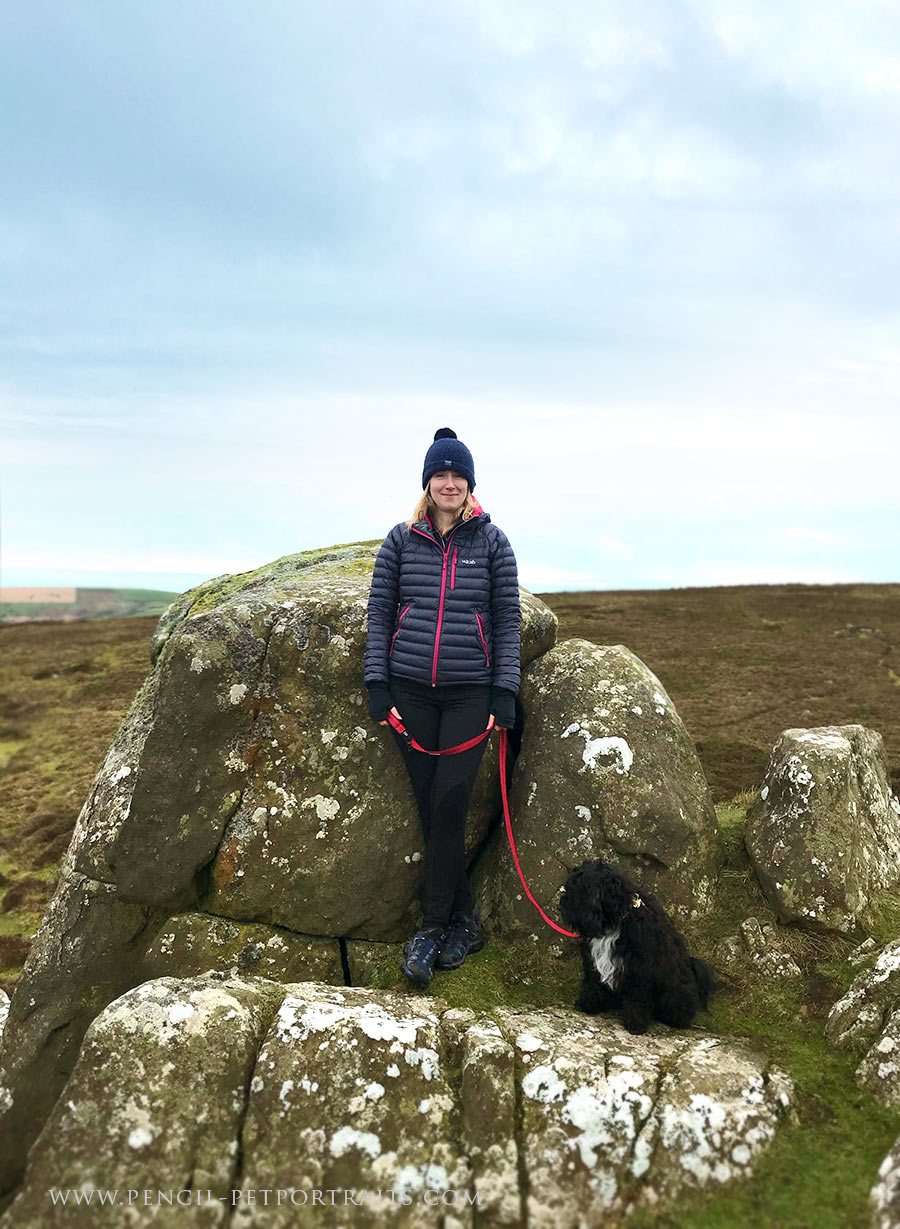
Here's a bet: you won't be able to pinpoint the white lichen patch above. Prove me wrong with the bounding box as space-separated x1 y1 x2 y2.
329 1126 381 1160
302 795 340 822
561 723 634 775
228 683 249 705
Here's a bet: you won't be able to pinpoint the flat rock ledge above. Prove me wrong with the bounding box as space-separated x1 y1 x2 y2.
2 975 793 1227
745 725 900 934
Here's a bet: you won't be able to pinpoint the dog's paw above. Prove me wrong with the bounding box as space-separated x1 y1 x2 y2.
622 1013 651 1035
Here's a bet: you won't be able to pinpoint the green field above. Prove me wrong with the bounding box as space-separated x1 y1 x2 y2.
0 587 181 622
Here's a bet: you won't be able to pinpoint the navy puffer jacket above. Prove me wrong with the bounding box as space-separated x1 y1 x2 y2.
364 501 521 693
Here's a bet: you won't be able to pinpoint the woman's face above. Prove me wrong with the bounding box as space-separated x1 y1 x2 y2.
429 470 468 516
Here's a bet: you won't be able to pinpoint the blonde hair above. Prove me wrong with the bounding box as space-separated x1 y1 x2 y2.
406 481 479 531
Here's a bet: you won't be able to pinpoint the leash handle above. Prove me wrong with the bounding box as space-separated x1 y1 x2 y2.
386 709 495 755
499 729 579 938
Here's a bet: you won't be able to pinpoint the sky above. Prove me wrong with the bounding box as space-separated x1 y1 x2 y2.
1 0 898 595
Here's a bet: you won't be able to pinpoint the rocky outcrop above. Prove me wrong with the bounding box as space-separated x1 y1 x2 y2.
0 541 557 1199
62 542 556 940
3 975 284 1227
745 726 900 934
1 975 794 1227
0 540 732 1208
0 870 167 1205
826 942 900 1107
475 640 721 936
142 912 346 984
715 917 802 981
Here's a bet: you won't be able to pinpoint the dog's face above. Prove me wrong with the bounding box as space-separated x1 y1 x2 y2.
559 860 636 935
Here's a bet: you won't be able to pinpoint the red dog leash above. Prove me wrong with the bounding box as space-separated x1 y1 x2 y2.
386 709 496 754
386 712 579 938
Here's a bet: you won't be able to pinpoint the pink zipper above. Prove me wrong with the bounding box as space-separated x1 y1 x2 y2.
451 548 457 589
410 523 461 686
389 604 411 656
432 552 450 684
475 611 490 666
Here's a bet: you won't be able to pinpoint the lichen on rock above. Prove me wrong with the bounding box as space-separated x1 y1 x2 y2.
475 639 721 936
745 725 900 934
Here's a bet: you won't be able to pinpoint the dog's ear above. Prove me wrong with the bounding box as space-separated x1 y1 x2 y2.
559 867 608 934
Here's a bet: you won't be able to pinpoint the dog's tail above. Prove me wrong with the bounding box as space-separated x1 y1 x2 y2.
690 957 718 1009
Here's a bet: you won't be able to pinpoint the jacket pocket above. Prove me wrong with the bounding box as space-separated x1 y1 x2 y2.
474 611 490 667
451 548 458 589
390 604 411 657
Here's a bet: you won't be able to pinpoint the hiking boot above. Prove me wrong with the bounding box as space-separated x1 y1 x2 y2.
401 926 447 990
436 910 485 970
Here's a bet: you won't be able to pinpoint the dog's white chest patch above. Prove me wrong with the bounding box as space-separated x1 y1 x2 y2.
589 929 622 989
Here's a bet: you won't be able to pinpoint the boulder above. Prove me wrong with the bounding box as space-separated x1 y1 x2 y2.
62 542 556 940
714 917 802 981
825 941 900 1053
142 912 345 984
745 726 900 933
2 975 283 1228
0 869 167 1200
0 541 556 1200
1 975 793 1227
826 942 900 1109
475 640 721 935
490 1005 793 1223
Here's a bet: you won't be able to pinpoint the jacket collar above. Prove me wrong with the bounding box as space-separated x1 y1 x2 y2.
413 499 490 543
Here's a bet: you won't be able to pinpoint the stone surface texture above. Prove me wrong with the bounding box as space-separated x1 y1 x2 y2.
1 975 794 1228
476 639 721 936
826 942 900 1108
745 726 900 933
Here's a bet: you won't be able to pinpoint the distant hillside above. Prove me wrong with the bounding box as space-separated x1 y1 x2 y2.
0 587 181 624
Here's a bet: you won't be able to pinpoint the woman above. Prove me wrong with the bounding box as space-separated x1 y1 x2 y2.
364 428 522 990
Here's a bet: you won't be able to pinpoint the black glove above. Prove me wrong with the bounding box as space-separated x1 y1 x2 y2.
491 686 517 730
367 682 393 724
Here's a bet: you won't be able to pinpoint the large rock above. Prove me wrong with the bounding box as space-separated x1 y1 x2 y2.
0 869 167 1201
745 726 900 933
0 541 556 1201
2 975 283 1227
142 911 346 984
475 639 721 935
1 975 794 1227
63 541 556 940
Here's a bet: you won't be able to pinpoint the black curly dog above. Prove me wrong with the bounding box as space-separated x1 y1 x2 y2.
559 859 716 1035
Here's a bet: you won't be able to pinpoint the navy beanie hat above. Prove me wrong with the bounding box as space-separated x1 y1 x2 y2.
422 428 476 491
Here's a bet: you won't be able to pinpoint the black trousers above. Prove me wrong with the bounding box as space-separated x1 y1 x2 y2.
389 676 493 929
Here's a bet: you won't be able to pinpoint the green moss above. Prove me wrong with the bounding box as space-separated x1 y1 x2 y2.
184 540 380 615
867 885 900 949
628 977 900 1228
358 931 582 1013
